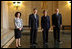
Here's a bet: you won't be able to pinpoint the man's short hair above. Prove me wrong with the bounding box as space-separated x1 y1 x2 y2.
33 8 37 11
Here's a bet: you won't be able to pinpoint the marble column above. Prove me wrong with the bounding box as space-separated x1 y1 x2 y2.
1 1 14 47
1 1 9 29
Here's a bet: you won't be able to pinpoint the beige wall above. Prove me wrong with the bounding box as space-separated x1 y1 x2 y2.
8 1 32 29
58 1 71 25
1 1 71 29
1 2 3 29
1 1 9 29
8 1 58 29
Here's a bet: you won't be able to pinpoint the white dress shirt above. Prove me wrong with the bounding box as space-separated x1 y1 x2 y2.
34 14 36 19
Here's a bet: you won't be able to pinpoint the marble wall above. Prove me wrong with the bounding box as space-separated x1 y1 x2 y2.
7 1 59 29
1 1 71 29
58 1 71 25
1 1 9 29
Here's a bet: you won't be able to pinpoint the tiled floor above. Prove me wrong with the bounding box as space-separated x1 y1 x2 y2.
8 30 71 48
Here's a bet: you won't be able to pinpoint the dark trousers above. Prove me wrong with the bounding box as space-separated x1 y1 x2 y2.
30 28 37 45
43 29 48 44
53 27 60 42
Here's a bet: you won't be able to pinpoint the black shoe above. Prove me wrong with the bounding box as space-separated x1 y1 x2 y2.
34 43 38 45
30 44 36 48
16 47 19 48
43 44 48 48
59 41 63 44
57 40 63 44
18 45 22 47
43 42 48 45
33 45 36 48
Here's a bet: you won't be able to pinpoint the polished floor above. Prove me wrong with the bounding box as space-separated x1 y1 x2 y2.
8 30 71 48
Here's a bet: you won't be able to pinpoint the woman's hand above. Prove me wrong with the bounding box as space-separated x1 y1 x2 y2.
19 28 22 31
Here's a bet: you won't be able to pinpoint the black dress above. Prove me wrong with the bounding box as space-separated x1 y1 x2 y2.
14 18 23 39
14 29 21 39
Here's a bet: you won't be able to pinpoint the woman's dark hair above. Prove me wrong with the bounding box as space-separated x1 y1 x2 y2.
15 12 21 18
33 8 37 11
43 10 47 13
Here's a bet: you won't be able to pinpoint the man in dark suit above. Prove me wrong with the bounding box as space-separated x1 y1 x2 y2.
29 8 39 48
41 10 50 48
52 9 62 44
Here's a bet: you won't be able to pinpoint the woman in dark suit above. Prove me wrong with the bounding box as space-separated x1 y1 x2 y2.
41 10 50 48
14 12 23 48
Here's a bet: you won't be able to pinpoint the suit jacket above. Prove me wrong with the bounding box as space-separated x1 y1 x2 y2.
41 16 50 29
52 13 62 27
29 14 39 29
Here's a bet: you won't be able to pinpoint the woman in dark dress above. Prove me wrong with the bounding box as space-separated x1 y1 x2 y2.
14 12 23 48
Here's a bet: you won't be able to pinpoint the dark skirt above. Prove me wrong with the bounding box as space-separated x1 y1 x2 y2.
14 29 21 39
